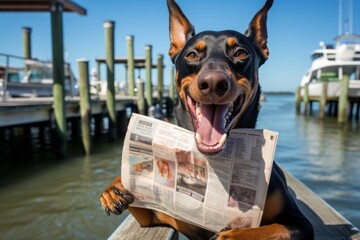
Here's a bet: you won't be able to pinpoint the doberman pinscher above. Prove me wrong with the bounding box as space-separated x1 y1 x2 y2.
100 0 314 239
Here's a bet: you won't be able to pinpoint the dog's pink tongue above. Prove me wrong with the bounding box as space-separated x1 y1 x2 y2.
196 104 227 147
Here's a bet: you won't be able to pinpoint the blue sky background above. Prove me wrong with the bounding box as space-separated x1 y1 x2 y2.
0 0 359 92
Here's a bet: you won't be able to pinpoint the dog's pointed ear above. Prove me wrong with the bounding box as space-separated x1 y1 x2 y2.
245 0 273 64
167 0 195 63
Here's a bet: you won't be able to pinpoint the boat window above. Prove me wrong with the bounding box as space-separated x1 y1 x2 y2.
310 71 318 83
343 66 359 80
28 71 43 83
8 73 20 82
319 67 339 82
311 53 323 61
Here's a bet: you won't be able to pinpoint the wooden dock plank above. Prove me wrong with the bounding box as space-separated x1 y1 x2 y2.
284 170 360 240
108 169 360 240
0 96 137 127
108 214 178 240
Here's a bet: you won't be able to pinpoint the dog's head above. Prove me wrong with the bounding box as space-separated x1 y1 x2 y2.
167 0 273 155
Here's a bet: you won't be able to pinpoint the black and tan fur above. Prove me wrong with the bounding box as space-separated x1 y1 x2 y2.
100 0 314 239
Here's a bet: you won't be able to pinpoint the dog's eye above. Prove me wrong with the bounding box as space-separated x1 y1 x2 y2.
186 51 199 61
234 48 248 60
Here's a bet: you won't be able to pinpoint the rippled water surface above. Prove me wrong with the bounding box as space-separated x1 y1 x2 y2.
0 94 359 239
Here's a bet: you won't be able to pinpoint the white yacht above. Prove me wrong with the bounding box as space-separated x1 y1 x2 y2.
0 57 79 97
300 34 360 98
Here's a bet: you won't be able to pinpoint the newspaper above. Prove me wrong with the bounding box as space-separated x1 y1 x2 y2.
121 113 278 232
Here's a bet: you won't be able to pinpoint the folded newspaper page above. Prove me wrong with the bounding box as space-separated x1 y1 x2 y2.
121 113 278 232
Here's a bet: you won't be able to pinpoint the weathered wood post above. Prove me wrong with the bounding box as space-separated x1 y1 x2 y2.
303 83 309 115
169 66 175 101
338 76 349 123
51 2 67 157
295 86 301 114
77 59 92 154
137 80 146 115
22 27 32 73
96 62 102 95
145 45 153 109
320 81 328 119
127 35 135 96
157 54 164 106
104 20 117 141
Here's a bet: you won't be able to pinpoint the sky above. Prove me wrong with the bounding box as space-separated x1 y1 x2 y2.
0 0 359 92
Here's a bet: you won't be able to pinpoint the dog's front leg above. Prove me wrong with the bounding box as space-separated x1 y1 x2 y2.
210 224 291 240
100 176 135 215
100 176 159 226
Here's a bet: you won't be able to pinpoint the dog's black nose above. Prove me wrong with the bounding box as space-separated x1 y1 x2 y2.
198 71 230 98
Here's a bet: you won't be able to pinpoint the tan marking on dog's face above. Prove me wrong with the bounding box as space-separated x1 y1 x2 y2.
226 37 238 47
194 40 207 52
176 73 196 110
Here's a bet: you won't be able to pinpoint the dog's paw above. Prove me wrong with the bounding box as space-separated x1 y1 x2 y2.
100 176 134 216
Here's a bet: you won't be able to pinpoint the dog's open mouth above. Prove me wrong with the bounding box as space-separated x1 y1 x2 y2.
186 94 244 154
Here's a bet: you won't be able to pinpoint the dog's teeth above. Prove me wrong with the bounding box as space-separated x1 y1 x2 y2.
219 134 227 145
196 102 202 121
195 132 202 143
226 111 232 120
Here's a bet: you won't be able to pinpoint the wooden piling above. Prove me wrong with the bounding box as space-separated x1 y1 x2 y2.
51 2 67 158
338 76 349 123
77 59 92 154
137 80 146 115
104 20 117 141
145 45 153 108
295 86 301 114
303 83 309 115
127 35 135 96
157 54 164 105
97 62 101 82
320 82 328 119
22 27 32 73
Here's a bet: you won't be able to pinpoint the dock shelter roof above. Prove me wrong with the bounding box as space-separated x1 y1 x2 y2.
0 0 86 15
95 57 162 69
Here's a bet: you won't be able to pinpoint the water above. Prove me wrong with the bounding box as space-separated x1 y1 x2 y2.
0 134 129 239
257 94 360 228
0 94 359 239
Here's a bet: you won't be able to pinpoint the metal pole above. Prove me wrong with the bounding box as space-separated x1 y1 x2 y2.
51 2 67 158
104 20 116 141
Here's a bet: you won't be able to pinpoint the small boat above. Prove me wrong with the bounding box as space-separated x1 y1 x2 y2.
299 34 360 98
0 56 79 98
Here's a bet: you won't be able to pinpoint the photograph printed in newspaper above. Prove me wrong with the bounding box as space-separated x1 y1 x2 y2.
121 113 278 232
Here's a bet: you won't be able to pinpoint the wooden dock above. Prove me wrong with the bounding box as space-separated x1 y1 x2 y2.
0 95 137 156
295 78 360 123
108 169 360 240
0 96 137 128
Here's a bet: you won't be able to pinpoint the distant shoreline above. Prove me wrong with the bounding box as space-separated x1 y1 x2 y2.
263 91 294 95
